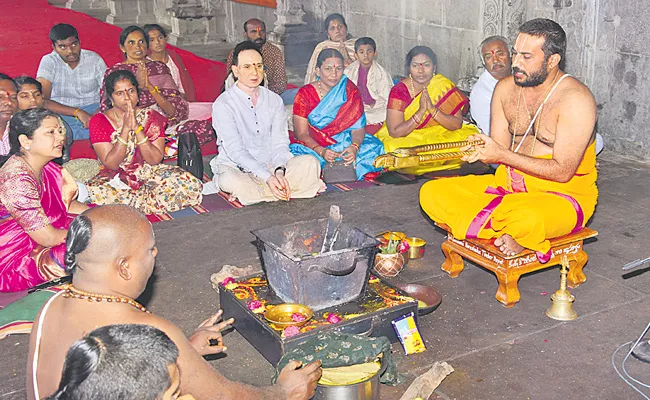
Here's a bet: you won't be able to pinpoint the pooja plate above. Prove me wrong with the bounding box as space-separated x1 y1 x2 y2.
264 303 314 328
394 283 442 316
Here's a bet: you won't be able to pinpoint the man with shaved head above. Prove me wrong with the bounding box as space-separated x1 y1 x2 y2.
27 205 322 400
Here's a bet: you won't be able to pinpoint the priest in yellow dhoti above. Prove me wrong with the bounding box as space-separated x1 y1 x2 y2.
420 18 599 262
374 46 479 174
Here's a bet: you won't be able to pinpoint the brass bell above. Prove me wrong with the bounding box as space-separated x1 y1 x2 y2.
545 255 578 321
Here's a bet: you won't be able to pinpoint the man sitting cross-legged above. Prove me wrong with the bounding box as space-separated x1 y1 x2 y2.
344 37 394 126
37 23 107 141
27 205 322 400
420 18 598 262
208 41 325 205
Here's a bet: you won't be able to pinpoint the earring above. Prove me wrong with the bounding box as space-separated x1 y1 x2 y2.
25 146 30 151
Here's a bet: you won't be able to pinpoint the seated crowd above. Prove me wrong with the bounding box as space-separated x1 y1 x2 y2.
0 12 604 400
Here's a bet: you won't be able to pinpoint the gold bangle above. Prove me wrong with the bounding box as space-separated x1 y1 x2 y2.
152 85 160 93
73 108 81 120
351 142 360 151
116 136 128 146
136 137 148 145
431 107 440 120
412 114 421 125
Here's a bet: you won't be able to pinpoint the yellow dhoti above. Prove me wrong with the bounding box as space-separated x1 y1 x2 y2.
420 144 598 260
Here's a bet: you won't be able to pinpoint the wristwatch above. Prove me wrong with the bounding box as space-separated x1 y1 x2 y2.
274 166 287 175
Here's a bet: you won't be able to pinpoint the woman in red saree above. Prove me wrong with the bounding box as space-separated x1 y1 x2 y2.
101 26 213 153
0 109 88 292
87 70 202 215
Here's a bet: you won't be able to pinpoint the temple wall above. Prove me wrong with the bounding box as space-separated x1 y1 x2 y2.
294 0 484 83
525 0 650 162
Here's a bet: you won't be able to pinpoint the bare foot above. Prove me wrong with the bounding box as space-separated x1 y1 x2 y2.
494 234 524 256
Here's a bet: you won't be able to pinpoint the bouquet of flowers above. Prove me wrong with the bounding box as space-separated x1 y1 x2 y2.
378 238 410 254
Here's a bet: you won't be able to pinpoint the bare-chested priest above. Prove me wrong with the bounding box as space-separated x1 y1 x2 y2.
420 18 598 262
27 205 321 400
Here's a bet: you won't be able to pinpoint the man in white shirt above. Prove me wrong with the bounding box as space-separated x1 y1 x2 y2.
37 23 107 140
208 41 324 205
469 36 512 135
0 73 18 156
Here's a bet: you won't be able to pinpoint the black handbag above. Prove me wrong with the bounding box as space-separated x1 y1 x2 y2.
322 160 357 183
177 132 204 180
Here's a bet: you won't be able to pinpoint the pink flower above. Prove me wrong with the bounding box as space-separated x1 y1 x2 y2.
248 300 263 311
291 313 306 322
283 326 300 338
221 277 235 286
397 240 410 253
327 313 342 324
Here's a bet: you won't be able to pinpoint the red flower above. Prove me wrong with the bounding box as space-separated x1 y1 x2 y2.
327 313 342 324
248 300 263 311
397 240 410 253
283 326 300 338
291 313 306 322
221 277 235 286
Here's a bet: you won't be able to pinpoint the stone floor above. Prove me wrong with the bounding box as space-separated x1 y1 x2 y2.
2 152 650 399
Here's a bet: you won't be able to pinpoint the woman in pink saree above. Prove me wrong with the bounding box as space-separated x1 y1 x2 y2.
101 26 213 152
0 109 88 292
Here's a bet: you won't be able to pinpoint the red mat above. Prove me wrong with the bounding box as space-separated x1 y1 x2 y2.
0 0 227 102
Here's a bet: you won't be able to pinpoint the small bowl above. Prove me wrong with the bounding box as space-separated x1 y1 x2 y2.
395 283 442 316
379 231 406 241
405 237 426 259
264 303 314 328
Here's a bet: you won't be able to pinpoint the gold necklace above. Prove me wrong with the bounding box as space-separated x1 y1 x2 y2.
317 80 327 99
112 109 124 129
407 76 418 98
63 284 150 313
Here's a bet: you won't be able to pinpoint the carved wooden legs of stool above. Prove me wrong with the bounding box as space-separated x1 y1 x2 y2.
567 248 588 289
495 270 521 308
441 241 464 277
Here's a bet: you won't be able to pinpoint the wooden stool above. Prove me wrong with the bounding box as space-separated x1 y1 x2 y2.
437 223 598 308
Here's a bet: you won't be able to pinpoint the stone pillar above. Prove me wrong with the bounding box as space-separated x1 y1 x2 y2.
106 0 157 25
65 0 108 11
165 0 226 46
268 0 319 67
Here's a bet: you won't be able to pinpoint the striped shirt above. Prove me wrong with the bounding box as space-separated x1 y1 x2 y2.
36 49 107 108
0 124 10 156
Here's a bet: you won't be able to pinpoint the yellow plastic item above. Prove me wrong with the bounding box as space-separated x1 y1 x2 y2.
318 360 382 386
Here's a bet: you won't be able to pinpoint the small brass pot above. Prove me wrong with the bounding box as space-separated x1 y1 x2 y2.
373 252 405 278
405 237 426 259
264 303 314 328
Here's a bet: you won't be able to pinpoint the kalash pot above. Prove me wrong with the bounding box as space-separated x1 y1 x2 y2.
251 218 379 311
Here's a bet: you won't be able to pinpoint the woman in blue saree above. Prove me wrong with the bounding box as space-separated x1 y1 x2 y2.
290 48 384 180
